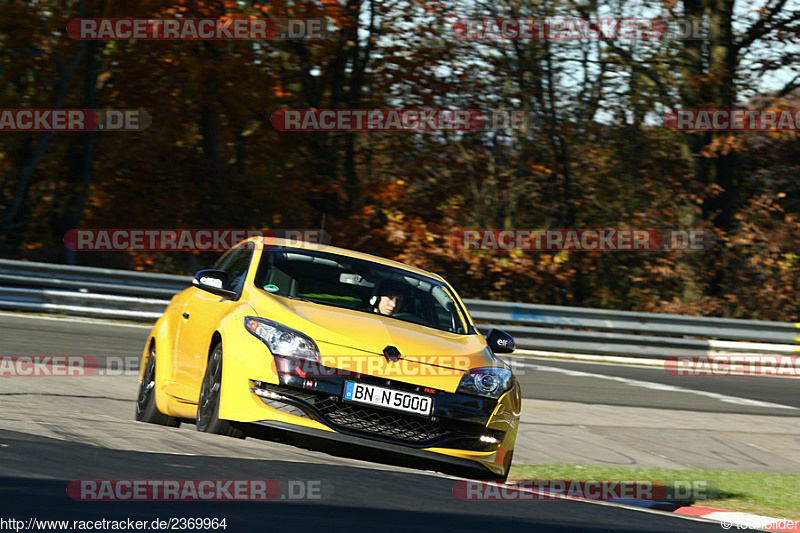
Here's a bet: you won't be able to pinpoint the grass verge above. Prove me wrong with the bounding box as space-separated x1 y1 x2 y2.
509 464 800 520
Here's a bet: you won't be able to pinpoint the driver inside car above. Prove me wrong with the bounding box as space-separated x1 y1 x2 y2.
370 282 407 316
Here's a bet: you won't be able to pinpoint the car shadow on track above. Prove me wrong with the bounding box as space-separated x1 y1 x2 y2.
0 430 722 532
240 421 493 480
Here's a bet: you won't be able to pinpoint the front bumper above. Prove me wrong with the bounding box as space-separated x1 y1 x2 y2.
240 356 520 476
217 336 521 477
249 375 505 452
250 418 505 478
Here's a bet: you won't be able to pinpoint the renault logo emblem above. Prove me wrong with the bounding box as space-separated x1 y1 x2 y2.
382 346 402 363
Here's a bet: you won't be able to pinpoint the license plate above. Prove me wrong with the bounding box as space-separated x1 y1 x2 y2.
343 381 433 417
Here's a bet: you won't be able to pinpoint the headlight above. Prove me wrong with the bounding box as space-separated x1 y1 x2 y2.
244 317 320 360
457 366 513 398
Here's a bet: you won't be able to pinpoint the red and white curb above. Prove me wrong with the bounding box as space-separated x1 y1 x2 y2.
675 506 800 531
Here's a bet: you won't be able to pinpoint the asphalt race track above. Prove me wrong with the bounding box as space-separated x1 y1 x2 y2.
1 312 790 532
1 429 726 533
510 357 800 415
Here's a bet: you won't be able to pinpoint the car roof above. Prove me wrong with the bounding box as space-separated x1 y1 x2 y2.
240 237 446 282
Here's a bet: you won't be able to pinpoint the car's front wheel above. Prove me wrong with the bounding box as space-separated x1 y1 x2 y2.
135 343 180 427
197 342 244 438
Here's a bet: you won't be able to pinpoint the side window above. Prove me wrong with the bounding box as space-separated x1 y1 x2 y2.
215 245 252 294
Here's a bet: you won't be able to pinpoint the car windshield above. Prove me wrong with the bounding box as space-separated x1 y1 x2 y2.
254 248 470 334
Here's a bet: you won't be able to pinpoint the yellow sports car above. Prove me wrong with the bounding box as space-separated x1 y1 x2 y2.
136 237 521 479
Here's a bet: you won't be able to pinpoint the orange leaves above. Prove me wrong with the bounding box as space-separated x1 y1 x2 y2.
530 163 553 175
273 81 292 99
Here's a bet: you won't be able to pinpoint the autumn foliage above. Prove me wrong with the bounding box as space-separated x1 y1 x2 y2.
0 0 797 320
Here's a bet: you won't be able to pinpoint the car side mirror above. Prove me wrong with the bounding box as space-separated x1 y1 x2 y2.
192 269 237 299
486 328 515 354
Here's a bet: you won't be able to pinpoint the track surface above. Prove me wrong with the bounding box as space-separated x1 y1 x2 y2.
0 428 725 532
512 357 800 414
1 313 790 531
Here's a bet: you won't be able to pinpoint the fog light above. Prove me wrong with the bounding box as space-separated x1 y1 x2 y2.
479 435 500 444
251 387 284 401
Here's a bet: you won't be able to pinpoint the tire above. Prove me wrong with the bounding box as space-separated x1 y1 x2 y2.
197 343 244 438
136 343 180 427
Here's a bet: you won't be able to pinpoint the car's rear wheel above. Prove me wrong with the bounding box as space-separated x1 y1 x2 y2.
136 343 180 427
197 343 244 438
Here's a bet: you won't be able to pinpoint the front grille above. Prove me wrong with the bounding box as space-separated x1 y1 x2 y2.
313 396 449 443
252 381 502 449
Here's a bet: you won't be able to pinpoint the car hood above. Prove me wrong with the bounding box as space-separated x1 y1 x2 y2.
248 291 492 371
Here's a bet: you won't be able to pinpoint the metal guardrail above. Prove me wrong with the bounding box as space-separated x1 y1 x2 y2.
0 259 188 321
0 259 796 358
464 299 799 358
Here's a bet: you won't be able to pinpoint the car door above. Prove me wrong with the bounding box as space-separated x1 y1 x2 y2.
172 244 252 402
